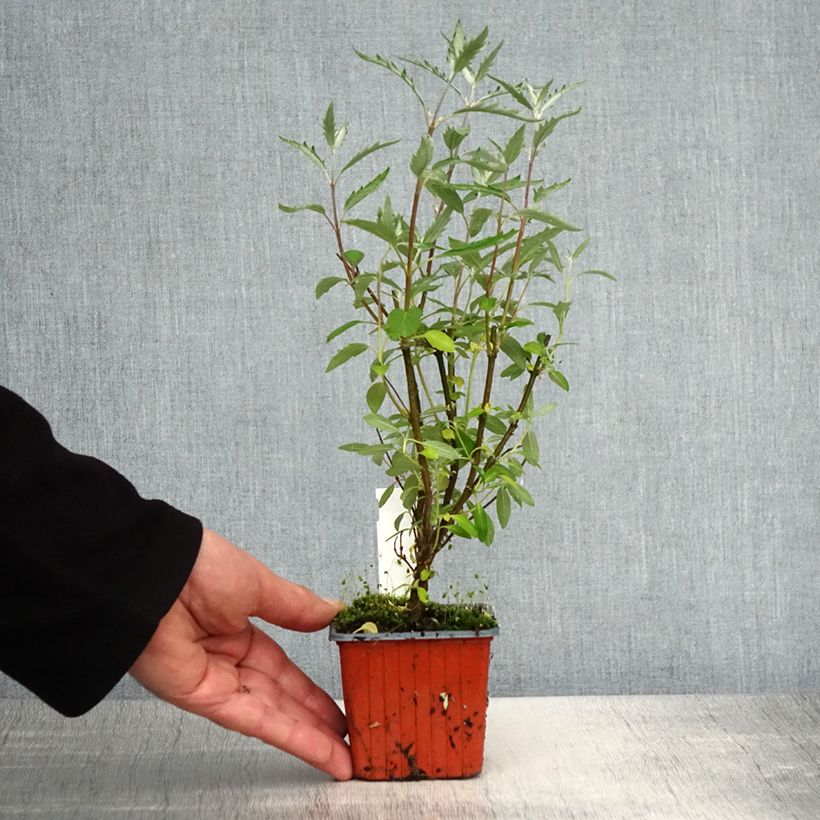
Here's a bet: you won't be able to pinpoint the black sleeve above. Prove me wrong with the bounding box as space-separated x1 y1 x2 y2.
0 385 203 716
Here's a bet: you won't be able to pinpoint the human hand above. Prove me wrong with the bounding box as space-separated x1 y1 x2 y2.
130 528 352 780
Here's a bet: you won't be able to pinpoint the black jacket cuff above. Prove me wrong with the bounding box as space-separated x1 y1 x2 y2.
0 385 203 716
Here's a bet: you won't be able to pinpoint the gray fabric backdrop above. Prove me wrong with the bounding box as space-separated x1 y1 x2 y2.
1 1 817 701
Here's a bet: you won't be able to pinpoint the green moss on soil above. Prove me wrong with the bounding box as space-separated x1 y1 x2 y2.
332 593 498 634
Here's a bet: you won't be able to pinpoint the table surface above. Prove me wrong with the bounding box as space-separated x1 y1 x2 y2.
1 693 819 819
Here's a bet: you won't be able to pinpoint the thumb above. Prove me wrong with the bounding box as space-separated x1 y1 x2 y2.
248 555 343 632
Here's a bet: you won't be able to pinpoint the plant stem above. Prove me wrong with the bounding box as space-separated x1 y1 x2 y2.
383 376 408 415
448 326 497 514
441 358 544 545
415 358 440 423
402 81 465 621
329 182 383 324
404 177 424 310
500 143 537 325
484 170 509 295
464 349 478 412
435 351 461 509
401 344 433 548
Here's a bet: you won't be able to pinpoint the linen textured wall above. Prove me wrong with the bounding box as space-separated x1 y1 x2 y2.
1 0 817 700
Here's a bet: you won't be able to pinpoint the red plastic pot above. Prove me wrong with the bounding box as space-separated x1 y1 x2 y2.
330 618 498 780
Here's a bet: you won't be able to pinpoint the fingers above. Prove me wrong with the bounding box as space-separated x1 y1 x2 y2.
207 692 353 781
240 625 347 737
195 528 343 632
247 555 344 632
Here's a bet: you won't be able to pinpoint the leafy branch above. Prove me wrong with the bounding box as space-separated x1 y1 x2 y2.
277 19 615 623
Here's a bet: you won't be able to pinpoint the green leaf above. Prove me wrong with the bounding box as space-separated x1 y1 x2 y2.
471 502 493 545
416 586 430 604
538 82 585 112
503 124 526 165
549 370 570 391
343 167 390 213
534 401 558 416
439 229 517 256
500 334 529 371
452 26 489 73
522 431 540 467
410 135 434 177
385 307 422 340
278 136 327 176
463 147 507 172
401 478 419 509
326 319 361 342
339 139 401 175
499 362 525 380
487 74 533 111
343 249 364 267
500 476 535 506
419 567 434 581
425 178 464 213
448 181 512 203
547 240 564 273
469 207 495 235
386 451 420 477
333 124 349 150
445 20 466 68
552 301 571 324
411 278 442 298
452 102 541 123
422 204 456 245
443 124 469 151
570 237 590 259
366 381 388 413
533 107 582 152
326 342 368 372
378 485 395 507
453 427 477 459
397 55 448 82
278 202 327 216
351 272 376 301
423 329 455 353
420 439 462 462
364 412 403 433
343 218 399 249
533 177 572 202
339 442 390 457
322 102 336 148
315 276 346 299
474 40 503 83
483 462 515 483
484 413 507 435
447 513 479 539
579 269 617 281
514 208 582 232
496 487 511 528
353 49 428 115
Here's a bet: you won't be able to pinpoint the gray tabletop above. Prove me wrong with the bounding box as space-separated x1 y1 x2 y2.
1 693 819 819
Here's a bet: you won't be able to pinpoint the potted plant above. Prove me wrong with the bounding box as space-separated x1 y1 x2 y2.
278 21 613 780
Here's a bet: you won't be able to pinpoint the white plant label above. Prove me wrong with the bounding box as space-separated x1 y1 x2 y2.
376 487 414 595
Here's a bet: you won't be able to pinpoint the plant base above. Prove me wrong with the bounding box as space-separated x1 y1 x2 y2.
332 627 496 780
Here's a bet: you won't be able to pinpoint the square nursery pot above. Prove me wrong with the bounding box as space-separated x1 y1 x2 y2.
329 612 499 780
